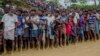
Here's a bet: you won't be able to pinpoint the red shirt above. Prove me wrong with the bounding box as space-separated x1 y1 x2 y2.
66 19 73 35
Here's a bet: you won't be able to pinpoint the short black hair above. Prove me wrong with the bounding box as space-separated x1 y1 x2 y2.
30 9 36 12
17 9 23 13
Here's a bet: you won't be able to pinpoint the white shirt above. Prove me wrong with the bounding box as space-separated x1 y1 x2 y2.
26 15 39 30
95 13 100 20
69 12 79 24
2 14 18 31
47 16 55 26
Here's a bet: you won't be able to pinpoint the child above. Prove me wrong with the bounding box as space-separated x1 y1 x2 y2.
61 12 67 46
15 10 25 50
23 11 29 49
62 23 66 46
66 15 73 44
78 14 85 42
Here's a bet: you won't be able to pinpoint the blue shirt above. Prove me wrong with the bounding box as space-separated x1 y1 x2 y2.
17 16 24 28
79 15 85 27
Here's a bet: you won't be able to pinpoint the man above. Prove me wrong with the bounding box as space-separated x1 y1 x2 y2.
47 12 55 47
26 10 39 48
88 11 96 41
69 9 80 25
69 9 79 43
95 10 100 40
38 10 47 49
84 11 90 41
78 12 85 42
0 7 18 52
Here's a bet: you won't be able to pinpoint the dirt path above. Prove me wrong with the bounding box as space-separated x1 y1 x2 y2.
2 40 100 56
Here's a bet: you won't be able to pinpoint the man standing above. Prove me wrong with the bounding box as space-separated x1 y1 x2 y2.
0 7 18 52
95 10 100 40
26 10 39 48
47 12 55 47
69 9 80 42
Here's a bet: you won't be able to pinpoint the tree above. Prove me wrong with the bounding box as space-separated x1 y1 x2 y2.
94 0 96 6
46 0 60 6
70 0 77 3
78 0 87 5
0 0 3 7
99 0 100 5
0 0 11 8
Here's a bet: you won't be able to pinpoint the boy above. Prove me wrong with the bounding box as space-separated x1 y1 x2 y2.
88 11 96 41
38 10 47 49
23 11 29 49
15 10 25 50
47 11 55 47
26 10 39 48
78 13 85 42
84 11 90 41
60 12 67 46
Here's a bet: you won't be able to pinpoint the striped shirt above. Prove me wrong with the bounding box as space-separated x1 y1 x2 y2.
89 15 96 24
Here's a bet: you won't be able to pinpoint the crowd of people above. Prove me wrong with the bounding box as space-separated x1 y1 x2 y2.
0 5 100 54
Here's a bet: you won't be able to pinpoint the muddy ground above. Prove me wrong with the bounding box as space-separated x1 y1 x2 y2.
1 40 100 56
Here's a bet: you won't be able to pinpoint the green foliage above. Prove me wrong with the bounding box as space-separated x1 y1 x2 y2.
68 4 100 9
70 0 77 3
78 0 87 5
0 0 6 8
46 0 60 6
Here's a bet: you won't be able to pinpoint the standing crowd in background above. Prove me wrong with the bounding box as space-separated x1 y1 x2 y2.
0 6 100 54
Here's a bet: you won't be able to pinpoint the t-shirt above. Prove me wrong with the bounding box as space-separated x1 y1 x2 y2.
24 16 29 28
69 12 79 24
95 13 100 22
89 15 96 24
39 16 47 29
79 15 85 27
1 14 18 31
66 20 72 35
26 15 39 30
47 16 55 27
17 16 25 28
95 13 100 20
60 16 67 22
